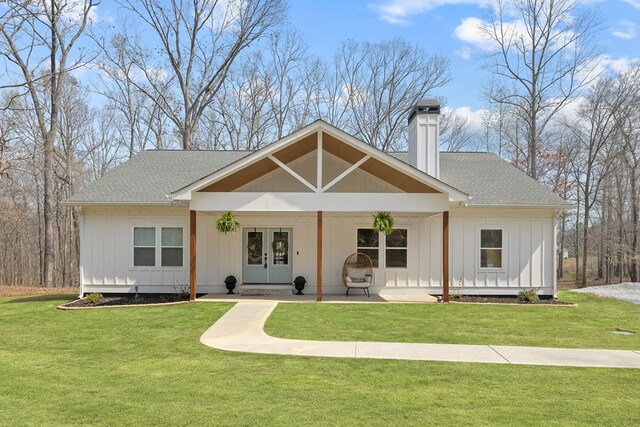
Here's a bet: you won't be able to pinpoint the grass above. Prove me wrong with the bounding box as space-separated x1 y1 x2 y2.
0 294 639 426
265 292 640 350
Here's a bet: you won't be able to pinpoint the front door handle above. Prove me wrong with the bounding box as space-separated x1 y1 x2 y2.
264 253 267 268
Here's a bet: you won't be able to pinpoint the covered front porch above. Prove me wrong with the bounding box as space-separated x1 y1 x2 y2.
170 121 466 302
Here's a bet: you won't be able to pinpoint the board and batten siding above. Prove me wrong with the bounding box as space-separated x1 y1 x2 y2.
81 206 190 294
449 208 557 295
79 206 557 296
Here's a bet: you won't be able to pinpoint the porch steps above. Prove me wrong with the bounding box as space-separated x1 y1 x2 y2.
239 284 294 296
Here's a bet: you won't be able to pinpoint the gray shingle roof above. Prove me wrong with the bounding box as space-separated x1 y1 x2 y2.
66 150 250 205
393 152 569 207
67 149 569 208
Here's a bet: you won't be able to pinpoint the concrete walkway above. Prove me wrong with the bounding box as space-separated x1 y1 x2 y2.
200 302 640 368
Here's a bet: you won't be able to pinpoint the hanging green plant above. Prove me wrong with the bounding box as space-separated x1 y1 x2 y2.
216 212 240 234
372 211 394 234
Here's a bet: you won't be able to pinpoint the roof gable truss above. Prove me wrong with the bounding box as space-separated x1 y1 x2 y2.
172 121 468 201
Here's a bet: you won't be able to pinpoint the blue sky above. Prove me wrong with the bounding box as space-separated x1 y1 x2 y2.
285 0 640 115
91 0 640 118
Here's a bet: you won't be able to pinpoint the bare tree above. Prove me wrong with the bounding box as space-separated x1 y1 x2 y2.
116 0 286 149
566 72 633 286
482 0 601 179
326 38 450 152
440 109 476 152
93 29 162 157
0 0 98 286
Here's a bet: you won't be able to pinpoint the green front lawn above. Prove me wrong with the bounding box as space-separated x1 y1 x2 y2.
0 295 638 426
266 292 640 349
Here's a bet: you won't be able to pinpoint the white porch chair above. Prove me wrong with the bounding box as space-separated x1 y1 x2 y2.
343 252 373 297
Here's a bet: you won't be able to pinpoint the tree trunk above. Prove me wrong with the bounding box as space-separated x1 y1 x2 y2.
558 213 565 279
630 170 638 282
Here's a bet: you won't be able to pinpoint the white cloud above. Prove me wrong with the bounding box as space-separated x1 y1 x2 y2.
455 47 473 60
369 0 489 25
590 55 639 77
442 106 487 130
611 20 636 40
454 17 493 50
622 0 640 9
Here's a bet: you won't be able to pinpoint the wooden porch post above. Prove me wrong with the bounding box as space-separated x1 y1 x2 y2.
190 210 197 301
442 211 449 302
317 211 323 302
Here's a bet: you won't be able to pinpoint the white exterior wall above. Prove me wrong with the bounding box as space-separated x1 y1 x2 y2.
449 207 557 296
80 206 190 294
79 206 557 296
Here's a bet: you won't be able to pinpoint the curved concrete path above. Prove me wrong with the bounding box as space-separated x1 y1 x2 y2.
200 302 640 368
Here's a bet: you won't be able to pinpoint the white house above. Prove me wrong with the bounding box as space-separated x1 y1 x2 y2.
66 100 569 301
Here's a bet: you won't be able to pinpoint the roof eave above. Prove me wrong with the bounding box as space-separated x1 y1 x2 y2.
459 203 574 210
61 200 187 207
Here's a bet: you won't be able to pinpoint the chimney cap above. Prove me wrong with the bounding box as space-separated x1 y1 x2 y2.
408 99 440 123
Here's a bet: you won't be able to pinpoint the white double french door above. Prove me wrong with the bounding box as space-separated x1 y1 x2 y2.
242 228 293 284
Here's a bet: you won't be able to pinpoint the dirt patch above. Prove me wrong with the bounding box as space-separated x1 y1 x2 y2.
451 296 573 305
64 294 189 308
0 285 79 297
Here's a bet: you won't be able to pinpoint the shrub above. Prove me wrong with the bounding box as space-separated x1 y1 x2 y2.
86 293 103 304
174 284 190 300
517 289 539 303
451 292 463 300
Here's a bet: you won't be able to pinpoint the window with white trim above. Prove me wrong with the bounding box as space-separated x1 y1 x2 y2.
480 229 502 269
356 228 408 269
161 227 184 267
133 226 184 268
357 229 379 268
133 227 156 267
385 229 407 268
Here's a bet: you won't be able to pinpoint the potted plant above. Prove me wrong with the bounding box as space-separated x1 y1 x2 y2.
372 211 394 234
216 212 240 234
293 276 306 295
224 275 238 294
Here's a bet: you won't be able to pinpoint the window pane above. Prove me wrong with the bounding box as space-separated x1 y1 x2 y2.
386 249 407 268
357 229 379 248
134 247 155 266
162 248 183 267
481 249 502 268
247 232 263 265
162 227 183 247
481 229 502 248
386 229 407 248
272 231 288 266
134 227 155 246
358 249 379 268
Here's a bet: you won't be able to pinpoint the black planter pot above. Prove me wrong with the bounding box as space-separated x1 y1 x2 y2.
225 281 236 295
294 282 305 295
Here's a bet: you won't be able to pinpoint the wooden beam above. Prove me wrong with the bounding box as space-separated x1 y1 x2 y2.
190 210 197 301
442 211 449 303
317 130 323 191
322 154 371 192
267 155 317 192
317 211 323 302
